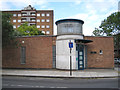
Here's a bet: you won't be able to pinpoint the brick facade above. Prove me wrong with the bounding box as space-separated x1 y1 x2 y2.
85 36 114 68
3 5 53 35
2 36 114 69
2 36 56 69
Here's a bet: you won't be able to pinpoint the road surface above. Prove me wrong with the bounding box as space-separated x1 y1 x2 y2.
2 76 119 88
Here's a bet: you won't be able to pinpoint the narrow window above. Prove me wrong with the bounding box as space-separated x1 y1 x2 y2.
21 46 26 64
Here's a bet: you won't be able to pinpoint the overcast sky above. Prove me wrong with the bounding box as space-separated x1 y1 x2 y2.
0 0 119 35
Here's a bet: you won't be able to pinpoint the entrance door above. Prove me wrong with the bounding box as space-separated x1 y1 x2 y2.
76 44 84 70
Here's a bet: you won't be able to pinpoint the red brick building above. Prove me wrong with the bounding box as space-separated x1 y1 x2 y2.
2 35 114 69
2 5 54 35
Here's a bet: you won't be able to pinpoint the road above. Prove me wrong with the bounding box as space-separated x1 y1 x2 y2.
2 76 119 88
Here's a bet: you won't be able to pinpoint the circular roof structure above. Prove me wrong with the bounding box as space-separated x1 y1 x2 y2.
55 19 84 25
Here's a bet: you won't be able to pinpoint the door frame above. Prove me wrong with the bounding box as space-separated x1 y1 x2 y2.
76 44 84 70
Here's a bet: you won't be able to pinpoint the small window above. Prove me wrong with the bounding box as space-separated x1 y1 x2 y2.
41 19 45 22
37 19 40 22
37 25 40 28
21 46 26 64
18 20 21 22
46 25 50 28
42 31 45 34
13 25 16 28
46 13 50 16
13 20 16 22
46 31 50 34
99 50 103 54
18 14 21 16
41 13 45 16
41 25 45 28
17 25 20 28
37 13 40 16
46 19 50 22
13 14 16 17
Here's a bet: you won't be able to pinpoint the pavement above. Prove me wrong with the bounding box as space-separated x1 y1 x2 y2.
2 68 119 78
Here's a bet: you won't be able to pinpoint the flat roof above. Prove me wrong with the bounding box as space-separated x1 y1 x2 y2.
16 35 57 38
55 19 84 25
2 10 53 12
84 36 113 38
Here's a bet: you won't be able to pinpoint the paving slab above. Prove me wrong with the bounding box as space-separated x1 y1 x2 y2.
2 69 119 78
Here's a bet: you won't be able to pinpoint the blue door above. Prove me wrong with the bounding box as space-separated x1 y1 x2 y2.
76 44 84 70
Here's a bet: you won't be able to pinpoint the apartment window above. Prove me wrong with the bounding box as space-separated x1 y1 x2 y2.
31 13 36 16
42 31 45 34
37 25 40 28
37 13 40 16
41 19 45 22
13 20 16 22
18 14 21 16
17 25 20 28
46 25 50 28
46 19 50 22
31 19 36 22
13 14 16 17
41 25 45 28
13 25 16 29
41 13 45 16
46 13 50 17
21 46 26 64
46 31 50 34
37 19 40 22
18 20 21 22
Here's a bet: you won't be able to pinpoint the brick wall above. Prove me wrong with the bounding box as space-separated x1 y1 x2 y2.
85 36 114 68
2 35 56 69
2 35 114 69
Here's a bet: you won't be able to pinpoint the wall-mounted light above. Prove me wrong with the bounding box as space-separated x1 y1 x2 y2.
99 50 103 54
22 41 24 43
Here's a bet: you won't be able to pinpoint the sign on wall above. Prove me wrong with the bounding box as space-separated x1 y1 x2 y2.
69 42 73 48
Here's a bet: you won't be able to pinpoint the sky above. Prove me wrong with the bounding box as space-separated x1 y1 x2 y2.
0 0 119 36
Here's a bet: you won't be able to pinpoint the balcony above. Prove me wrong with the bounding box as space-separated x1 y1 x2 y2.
31 14 36 16
22 14 27 16
22 20 27 22
31 19 36 22
22 14 36 16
